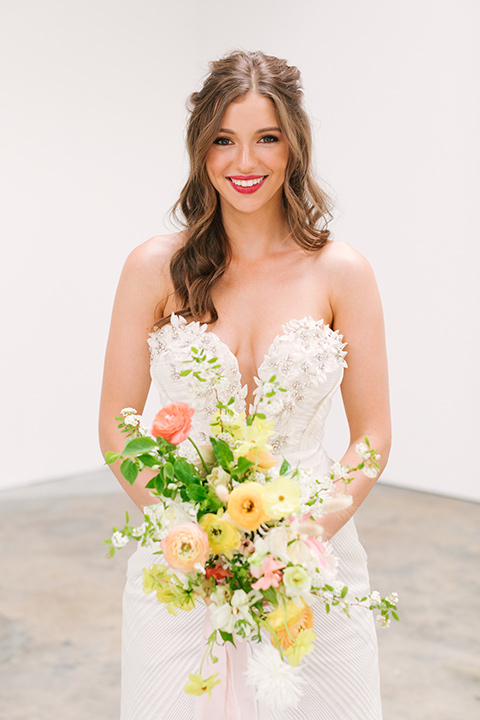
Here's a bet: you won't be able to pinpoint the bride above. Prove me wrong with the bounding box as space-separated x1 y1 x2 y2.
99 50 391 720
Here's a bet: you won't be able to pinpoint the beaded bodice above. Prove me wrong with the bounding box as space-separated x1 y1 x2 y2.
148 314 347 460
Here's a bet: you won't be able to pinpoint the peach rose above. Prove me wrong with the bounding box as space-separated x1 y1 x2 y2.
151 402 195 445
161 522 210 572
245 448 278 471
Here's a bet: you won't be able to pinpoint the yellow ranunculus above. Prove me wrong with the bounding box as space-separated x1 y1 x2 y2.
285 628 317 666
227 482 270 531
184 672 221 699
266 600 314 650
199 513 241 556
263 476 301 520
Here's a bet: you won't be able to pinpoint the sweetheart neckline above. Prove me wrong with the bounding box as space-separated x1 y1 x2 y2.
151 313 342 409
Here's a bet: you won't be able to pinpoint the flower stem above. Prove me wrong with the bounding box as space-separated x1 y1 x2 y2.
188 437 209 474
258 618 284 660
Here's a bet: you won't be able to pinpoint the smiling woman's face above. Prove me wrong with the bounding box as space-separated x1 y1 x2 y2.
205 92 289 217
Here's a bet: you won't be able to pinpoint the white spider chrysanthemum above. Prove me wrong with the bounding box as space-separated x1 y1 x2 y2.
246 644 305 710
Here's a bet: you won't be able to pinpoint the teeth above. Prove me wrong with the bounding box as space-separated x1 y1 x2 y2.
229 177 265 187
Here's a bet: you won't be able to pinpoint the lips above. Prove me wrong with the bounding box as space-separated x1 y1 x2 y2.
227 175 267 194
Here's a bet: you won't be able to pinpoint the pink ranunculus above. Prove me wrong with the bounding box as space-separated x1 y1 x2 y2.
251 555 286 591
151 402 195 445
161 522 210 572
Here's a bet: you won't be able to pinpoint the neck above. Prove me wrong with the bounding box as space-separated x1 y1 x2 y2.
220 198 292 260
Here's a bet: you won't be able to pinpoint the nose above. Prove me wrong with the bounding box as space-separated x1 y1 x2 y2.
236 142 257 173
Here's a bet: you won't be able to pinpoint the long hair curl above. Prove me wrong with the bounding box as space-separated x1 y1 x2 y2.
155 50 332 327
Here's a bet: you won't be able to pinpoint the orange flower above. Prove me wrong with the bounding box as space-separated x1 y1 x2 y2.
151 402 194 445
245 449 278 471
162 522 209 572
227 482 270 531
266 600 314 650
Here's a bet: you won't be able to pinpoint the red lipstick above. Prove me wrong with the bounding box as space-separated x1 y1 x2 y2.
227 175 267 194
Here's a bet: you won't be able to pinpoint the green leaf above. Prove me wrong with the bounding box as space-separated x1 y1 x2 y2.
163 462 174 483
138 453 160 468
210 436 234 470
235 456 254 475
120 458 138 486
392 611 399 621
340 586 348 598
104 451 120 465
174 458 196 484
187 484 207 502
279 458 291 476
179 369 191 376
326 603 330 614
261 587 278 606
219 630 236 646
145 473 165 494
123 437 157 455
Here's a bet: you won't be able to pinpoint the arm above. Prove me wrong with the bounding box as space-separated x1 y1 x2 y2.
320 242 391 540
98 234 181 509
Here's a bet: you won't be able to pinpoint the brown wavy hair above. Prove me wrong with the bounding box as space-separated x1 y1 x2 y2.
155 50 332 328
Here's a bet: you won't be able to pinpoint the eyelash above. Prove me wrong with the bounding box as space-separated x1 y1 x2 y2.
212 134 280 146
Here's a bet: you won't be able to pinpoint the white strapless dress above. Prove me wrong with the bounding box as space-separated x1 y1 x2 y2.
121 315 382 719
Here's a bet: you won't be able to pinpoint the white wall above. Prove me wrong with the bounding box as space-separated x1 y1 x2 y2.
0 1 197 489
2 0 479 502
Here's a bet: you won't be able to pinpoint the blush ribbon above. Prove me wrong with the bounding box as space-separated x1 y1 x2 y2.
195 611 258 720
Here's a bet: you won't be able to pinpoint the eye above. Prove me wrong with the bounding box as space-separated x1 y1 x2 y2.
213 136 233 146
259 134 280 144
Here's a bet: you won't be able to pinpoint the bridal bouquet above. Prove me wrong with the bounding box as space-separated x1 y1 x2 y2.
106 364 398 710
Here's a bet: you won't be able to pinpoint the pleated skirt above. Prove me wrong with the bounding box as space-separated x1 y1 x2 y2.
120 517 382 720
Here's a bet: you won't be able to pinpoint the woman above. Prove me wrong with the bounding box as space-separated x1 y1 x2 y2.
99 50 390 720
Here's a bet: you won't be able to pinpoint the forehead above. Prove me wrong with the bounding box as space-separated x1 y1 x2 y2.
220 92 280 130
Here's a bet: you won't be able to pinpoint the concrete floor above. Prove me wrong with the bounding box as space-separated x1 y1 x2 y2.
0 471 479 720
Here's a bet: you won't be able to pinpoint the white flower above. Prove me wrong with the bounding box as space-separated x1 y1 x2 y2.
388 592 399 604
131 522 147 539
124 414 141 427
120 407 138 417
364 466 378 479
176 442 200 464
210 585 232 605
207 466 231 488
111 531 129 549
355 442 369 459
246 644 305 710
283 566 312 598
377 614 391 628
370 590 381 604
210 603 235 633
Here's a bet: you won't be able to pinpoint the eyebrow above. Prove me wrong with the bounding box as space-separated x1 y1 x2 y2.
218 127 282 134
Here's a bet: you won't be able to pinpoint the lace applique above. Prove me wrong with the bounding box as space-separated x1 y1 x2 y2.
253 317 347 421
148 314 247 417
149 314 346 435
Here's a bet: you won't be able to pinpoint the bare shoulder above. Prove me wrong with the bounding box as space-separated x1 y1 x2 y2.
125 231 186 277
320 240 374 283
